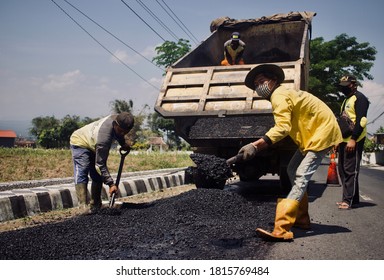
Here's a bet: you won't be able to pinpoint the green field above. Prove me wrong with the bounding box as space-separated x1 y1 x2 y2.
0 148 193 183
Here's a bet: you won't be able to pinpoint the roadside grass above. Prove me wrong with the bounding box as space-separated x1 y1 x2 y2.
0 148 193 183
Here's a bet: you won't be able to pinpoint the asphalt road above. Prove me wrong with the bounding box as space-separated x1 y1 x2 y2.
0 160 382 262
227 161 384 260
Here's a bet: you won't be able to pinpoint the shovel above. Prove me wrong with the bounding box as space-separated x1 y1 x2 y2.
226 153 244 165
109 147 129 208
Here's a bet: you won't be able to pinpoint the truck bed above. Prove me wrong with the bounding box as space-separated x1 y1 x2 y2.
155 61 303 118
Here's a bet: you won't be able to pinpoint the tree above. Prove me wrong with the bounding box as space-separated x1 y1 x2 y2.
110 99 133 114
38 128 60 149
30 115 96 148
309 33 376 111
152 39 191 71
148 112 181 149
30 116 60 139
150 39 192 149
58 115 81 148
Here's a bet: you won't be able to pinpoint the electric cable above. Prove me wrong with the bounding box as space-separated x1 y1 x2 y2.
63 0 164 71
135 0 179 41
120 0 166 42
368 111 384 125
156 0 199 45
51 0 160 91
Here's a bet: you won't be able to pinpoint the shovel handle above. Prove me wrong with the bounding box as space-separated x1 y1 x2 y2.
116 149 128 187
110 147 128 208
119 147 130 158
226 153 244 165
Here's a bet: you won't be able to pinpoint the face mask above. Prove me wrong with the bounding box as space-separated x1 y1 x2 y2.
339 86 352 95
255 81 272 99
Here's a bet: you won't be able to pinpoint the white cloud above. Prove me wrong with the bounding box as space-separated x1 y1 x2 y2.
110 45 158 67
41 70 83 92
141 45 157 59
110 49 138 65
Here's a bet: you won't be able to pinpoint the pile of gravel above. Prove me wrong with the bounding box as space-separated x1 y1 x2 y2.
189 153 234 189
188 116 274 139
0 188 275 260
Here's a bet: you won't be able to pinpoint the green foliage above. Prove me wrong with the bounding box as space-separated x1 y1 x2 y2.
152 39 191 73
364 137 378 153
132 142 150 150
309 33 376 112
110 99 133 114
364 126 384 152
30 115 97 149
30 116 60 139
148 112 183 150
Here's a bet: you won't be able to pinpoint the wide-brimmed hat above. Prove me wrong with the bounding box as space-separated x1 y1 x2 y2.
244 64 285 90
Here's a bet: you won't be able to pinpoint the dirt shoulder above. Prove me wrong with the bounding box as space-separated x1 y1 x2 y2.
0 185 196 233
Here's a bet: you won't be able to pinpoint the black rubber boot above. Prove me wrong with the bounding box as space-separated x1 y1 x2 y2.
90 181 103 211
75 183 89 206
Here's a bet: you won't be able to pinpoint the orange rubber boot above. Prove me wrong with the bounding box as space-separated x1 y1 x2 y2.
256 198 299 242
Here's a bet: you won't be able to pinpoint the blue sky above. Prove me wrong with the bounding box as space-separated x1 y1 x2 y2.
1 0 383 134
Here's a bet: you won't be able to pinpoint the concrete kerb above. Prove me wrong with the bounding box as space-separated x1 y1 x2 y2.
0 168 189 222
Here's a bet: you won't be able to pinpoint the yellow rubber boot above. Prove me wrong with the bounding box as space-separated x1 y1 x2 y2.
293 192 311 230
256 198 299 242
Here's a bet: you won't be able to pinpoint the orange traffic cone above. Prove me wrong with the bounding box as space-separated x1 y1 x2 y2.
326 153 339 186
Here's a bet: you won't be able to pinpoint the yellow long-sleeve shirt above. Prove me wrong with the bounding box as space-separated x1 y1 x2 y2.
265 86 343 153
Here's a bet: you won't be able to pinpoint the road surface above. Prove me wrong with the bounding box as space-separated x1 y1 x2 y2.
227 161 384 260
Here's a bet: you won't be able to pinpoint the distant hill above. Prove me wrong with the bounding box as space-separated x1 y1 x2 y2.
0 120 33 139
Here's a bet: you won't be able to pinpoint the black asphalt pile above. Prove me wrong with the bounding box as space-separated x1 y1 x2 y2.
90 208 122 216
188 116 274 139
0 188 275 260
189 153 233 189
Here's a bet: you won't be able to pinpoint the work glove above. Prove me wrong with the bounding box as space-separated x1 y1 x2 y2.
238 143 258 161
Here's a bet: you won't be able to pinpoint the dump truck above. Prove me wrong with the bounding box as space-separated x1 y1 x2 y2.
154 11 317 191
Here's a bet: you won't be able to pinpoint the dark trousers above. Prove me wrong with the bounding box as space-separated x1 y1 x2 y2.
337 138 365 206
70 145 102 185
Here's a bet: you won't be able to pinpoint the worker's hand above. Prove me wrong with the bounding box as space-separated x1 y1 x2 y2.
120 143 131 153
346 139 357 153
334 144 339 153
109 184 118 195
238 143 258 161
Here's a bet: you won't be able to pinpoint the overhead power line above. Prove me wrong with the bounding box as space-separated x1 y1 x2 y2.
156 0 199 45
135 0 179 41
368 111 384 125
120 0 166 42
50 0 160 91
63 0 163 71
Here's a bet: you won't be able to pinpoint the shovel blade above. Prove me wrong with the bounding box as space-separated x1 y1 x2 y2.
109 192 116 208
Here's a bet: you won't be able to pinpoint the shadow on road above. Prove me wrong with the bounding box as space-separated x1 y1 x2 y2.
293 222 351 239
351 201 377 209
308 181 328 202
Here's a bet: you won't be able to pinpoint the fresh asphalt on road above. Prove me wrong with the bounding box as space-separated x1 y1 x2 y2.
226 160 384 260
